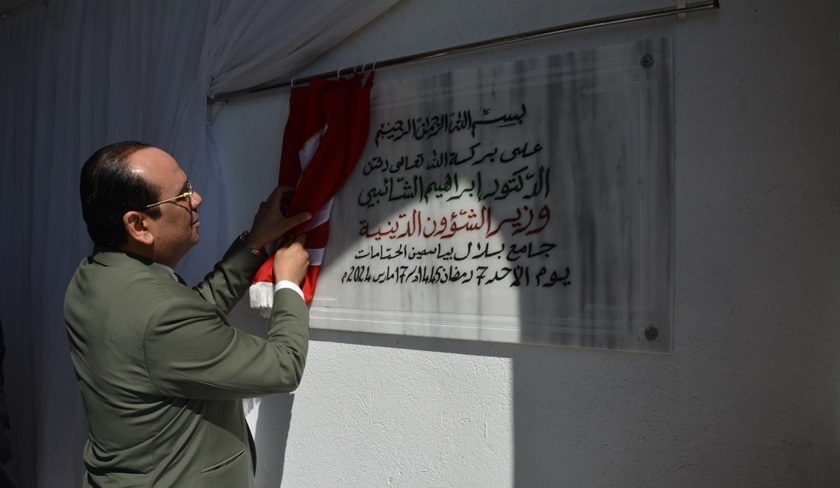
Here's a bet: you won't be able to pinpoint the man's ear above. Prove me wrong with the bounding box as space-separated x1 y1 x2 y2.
123 211 154 246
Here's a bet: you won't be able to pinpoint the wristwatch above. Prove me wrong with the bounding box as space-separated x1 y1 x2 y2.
238 231 268 258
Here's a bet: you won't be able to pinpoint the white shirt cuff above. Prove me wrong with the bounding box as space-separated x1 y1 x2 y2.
274 280 304 301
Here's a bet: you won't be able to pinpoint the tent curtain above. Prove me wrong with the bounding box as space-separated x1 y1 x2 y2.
0 0 400 486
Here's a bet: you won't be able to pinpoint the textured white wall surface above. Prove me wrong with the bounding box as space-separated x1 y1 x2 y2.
211 0 840 486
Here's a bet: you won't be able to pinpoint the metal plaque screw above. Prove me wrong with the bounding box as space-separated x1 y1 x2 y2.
640 54 654 69
644 326 659 340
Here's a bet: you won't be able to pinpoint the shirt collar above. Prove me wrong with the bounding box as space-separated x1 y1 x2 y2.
156 263 179 281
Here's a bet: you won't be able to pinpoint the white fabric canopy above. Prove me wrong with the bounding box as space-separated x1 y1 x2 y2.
0 0 400 485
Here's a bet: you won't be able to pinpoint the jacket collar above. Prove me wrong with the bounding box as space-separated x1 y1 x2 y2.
88 247 176 281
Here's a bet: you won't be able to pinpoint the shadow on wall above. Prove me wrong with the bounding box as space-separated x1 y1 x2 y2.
254 395 294 484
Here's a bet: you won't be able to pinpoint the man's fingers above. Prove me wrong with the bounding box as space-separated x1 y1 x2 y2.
262 186 288 209
277 232 307 250
265 186 282 204
271 186 295 209
290 212 312 226
276 186 295 197
272 212 311 240
282 212 311 232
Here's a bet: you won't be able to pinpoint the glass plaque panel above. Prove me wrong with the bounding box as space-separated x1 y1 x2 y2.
310 38 674 353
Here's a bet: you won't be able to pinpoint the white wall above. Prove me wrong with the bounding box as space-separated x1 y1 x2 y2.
210 0 840 486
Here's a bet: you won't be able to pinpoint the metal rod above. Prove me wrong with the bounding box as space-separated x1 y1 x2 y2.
208 0 718 104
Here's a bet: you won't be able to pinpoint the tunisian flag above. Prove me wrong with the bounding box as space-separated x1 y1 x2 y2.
249 72 374 314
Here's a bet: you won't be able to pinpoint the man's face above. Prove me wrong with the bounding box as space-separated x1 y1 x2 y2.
128 147 203 267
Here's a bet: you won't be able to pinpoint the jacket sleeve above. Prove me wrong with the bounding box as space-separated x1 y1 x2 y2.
192 237 265 315
142 240 309 400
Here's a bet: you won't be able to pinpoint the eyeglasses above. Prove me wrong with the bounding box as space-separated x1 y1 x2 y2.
145 181 194 209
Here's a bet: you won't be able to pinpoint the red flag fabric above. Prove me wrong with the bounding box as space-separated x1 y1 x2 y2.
250 72 374 313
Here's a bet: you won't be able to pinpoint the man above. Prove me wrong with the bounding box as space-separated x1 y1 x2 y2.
64 141 311 487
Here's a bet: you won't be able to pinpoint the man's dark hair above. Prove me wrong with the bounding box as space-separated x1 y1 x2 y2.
80 141 161 249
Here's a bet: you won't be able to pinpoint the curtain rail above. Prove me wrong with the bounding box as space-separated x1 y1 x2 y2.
208 0 718 104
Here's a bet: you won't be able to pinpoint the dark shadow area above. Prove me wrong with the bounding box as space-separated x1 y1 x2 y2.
253 394 295 487
311 328 515 358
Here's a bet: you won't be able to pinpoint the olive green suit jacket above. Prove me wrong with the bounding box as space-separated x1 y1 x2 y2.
64 239 309 487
